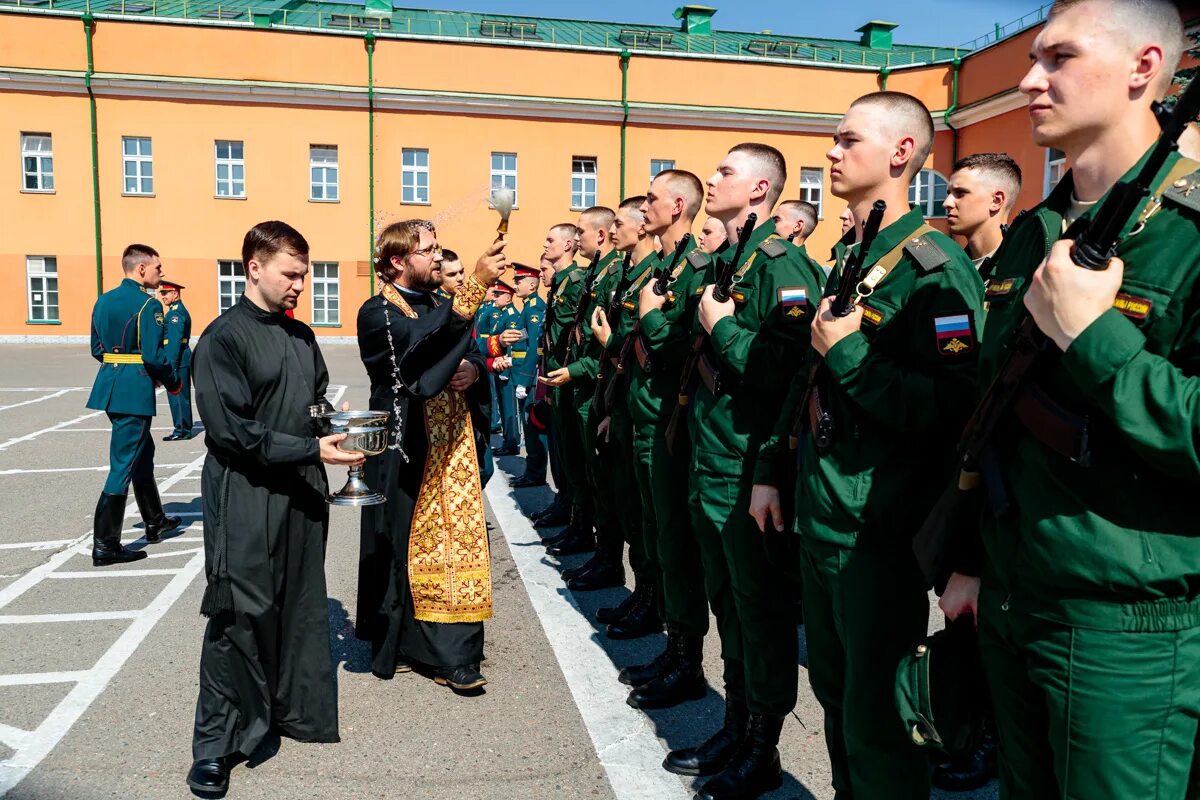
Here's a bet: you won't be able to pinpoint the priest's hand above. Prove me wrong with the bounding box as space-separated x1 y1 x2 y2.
639 280 667 318
698 285 735 334
540 367 571 387
319 434 367 467
749 484 784 533
449 359 479 392
498 328 524 346
475 238 509 286
590 307 611 346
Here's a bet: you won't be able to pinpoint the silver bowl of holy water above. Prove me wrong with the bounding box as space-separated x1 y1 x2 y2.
323 410 390 506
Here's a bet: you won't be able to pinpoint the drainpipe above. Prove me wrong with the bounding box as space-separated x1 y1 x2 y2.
365 32 376 296
84 14 103 298
943 58 962 165
619 50 630 200
878 66 890 91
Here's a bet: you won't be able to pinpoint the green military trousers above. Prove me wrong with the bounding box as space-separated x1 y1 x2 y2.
797 538 930 800
633 421 708 637
978 588 1200 800
574 386 621 561
609 407 647 573
688 448 800 714
552 386 587 517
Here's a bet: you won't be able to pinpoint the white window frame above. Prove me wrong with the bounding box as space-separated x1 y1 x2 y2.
570 156 597 211
401 147 430 205
909 168 949 218
799 167 824 219
122 136 153 196
650 158 675 181
309 145 338 202
490 151 518 208
218 259 245 313
214 140 245 199
1044 148 1067 198
26 255 59 322
311 261 340 326
20 132 54 193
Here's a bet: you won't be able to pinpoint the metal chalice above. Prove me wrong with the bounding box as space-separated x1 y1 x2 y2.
323 410 391 506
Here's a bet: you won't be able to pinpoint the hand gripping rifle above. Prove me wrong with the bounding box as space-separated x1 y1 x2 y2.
912 77 1200 591
665 213 757 453
653 233 694 297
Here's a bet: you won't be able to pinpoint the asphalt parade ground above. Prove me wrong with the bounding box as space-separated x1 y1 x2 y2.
0 344 996 800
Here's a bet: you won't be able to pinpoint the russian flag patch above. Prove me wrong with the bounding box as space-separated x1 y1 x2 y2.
779 287 808 318
934 313 974 356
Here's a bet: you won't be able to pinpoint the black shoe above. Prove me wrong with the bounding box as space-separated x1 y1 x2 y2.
511 475 547 488
618 636 673 686
493 446 520 456
133 480 181 543
434 663 488 692
567 561 624 591
91 493 148 566
606 585 662 639
596 588 640 625
628 635 706 708
562 553 605 581
664 691 749 776
693 714 784 799
932 732 997 792
186 756 229 794
533 505 571 528
547 531 596 558
162 432 185 441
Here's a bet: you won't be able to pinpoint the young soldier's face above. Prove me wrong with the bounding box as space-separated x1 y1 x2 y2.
828 104 894 202
493 292 512 308
705 150 759 219
611 209 642 251
539 261 554 288
575 217 602 258
642 175 677 236
699 217 726 253
772 210 803 241
515 276 537 298
944 168 1000 237
543 229 572 261
252 249 308 311
440 259 464 294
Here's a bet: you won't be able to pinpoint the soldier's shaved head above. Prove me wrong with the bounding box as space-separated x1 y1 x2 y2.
653 169 704 219
618 195 647 223
848 92 935 178
579 206 616 232
728 143 788 208
1048 0 1183 95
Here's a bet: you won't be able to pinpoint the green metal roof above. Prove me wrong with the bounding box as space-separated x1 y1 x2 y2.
0 0 974 68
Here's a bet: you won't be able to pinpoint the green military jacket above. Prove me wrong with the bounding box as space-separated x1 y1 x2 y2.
757 206 985 548
565 249 623 386
688 218 826 464
605 249 660 360
629 237 712 426
976 149 1200 631
545 261 585 372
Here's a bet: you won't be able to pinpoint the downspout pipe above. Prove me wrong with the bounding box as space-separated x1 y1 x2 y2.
365 32 376 296
84 14 103 298
619 50 630 200
943 58 962 166
878 66 890 91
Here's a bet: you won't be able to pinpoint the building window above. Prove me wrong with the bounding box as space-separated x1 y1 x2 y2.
490 152 518 207
309 145 338 201
402 148 429 204
799 167 824 218
122 136 153 195
21 133 54 192
214 140 245 198
26 256 58 322
909 169 949 218
571 156 597 210
311 262 340 325
650 159 675 180
218 260 245 313
1045 148 1067 197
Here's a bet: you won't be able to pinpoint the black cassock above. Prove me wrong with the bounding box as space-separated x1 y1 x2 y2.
191 295 338 760
355 286 490 678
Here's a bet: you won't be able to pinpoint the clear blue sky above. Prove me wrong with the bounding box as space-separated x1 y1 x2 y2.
397 1 1046 48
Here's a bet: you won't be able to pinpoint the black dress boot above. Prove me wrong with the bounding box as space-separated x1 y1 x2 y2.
547 526 597 558
533 500 571 528
544 509 589 547
693 714 785 799
91 493 148 567
663 691 749 776
606 582 663 639
186 756 230 794
628 634 706 709
618 633 674 686
566 558 624 591
133 480 181 543
562 551 607 581
597 581 643 625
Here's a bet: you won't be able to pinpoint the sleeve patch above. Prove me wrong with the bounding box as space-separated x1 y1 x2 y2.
861 304 884 327
1113 293 1152 321
778 287 808 318
985 277 1017 299
934 312 975 356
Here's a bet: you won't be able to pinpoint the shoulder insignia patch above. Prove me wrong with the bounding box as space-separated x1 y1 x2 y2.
934 312 975 357
1164 170 1200 216
1112 293 1153 321
568 270 584 284
530 314 541 324
778 287 808 318
757 238 788 259
154 312 164 324
861 304 884 327
686 251 710 269
985 277 1018 298
170 315 180 324
904 235 950 273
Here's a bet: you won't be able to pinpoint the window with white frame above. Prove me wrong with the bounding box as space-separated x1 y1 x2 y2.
402 148 429 204
909 169 949 218
799 167 824 218
214 140 245 198
650 159 675 181
122 136 153 195
309 145 338 201
311 262 340 325
1045 148 1067 197
21 133 54 192
490 152 518 206
218 260 245 313
26 256 58 322
571 157 597 210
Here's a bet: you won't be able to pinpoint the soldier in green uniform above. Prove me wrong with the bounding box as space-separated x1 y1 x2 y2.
659 144 824 800
159 280 193 441
939 3 1200 797
614 169 711 707
87 244 182 566
770 200 818 247
752 93 985 800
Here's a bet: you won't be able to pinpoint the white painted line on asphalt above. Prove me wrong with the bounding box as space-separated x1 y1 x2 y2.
0 463 191 476
0 388 88 393
0 390 78 413
0 724 30 751
0 411 104 453
485 472 690 800
143 547 202 560
161 536 203 543
43 427 201 433
48 569 180 579
0 610 141 624
0 671 89 687
0 540 75 552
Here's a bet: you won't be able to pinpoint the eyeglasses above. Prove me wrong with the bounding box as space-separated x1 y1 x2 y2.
411 244 442 259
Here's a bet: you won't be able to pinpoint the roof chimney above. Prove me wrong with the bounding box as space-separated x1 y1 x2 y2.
856 20 898 50
674 5 716 36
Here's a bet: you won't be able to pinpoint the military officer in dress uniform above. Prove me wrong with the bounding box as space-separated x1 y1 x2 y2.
509 264 548 486
159 280 193 441
482 280 522 456
87 244 183 566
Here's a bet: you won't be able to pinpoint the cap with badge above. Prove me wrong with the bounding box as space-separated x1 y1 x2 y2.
493 279 516 295
513 264 540 281
159 281 186 291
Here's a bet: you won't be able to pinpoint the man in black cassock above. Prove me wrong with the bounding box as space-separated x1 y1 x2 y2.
186 221 364 795
356 220 506 692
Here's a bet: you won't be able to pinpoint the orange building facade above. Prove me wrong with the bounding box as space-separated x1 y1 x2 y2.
0 3 1189 340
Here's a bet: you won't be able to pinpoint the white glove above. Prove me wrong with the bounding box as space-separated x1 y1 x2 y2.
515 385 528 401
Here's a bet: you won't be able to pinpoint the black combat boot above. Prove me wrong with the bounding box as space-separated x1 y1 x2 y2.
532 498 571 528
618 632 674 686
606 581 662 639
693 713 785 799
566 557 624 591
133 480 181 543
627 634 706 708
664 691 749 776
597 581 644 625
543 507 590 548
91 493 148 566
547 513 596 557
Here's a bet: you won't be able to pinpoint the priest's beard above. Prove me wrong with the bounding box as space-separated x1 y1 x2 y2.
400 261 442 292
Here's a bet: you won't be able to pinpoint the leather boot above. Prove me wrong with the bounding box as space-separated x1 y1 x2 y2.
562 551 605 581
606 581 662 639
628 634 706 709
133 480 181 543
91 493 148 566
543 509 589 547
566 558 624 591
664 691 748 776
532 500 571 528
186 756 230 794
548 525 597 558
619 634 673 686
597 581 643 625
693 714 784 799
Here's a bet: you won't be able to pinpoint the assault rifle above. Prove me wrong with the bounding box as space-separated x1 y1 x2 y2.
653 233 694 297
565 250 603 364
593 252 633 417
913 76 1200 590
